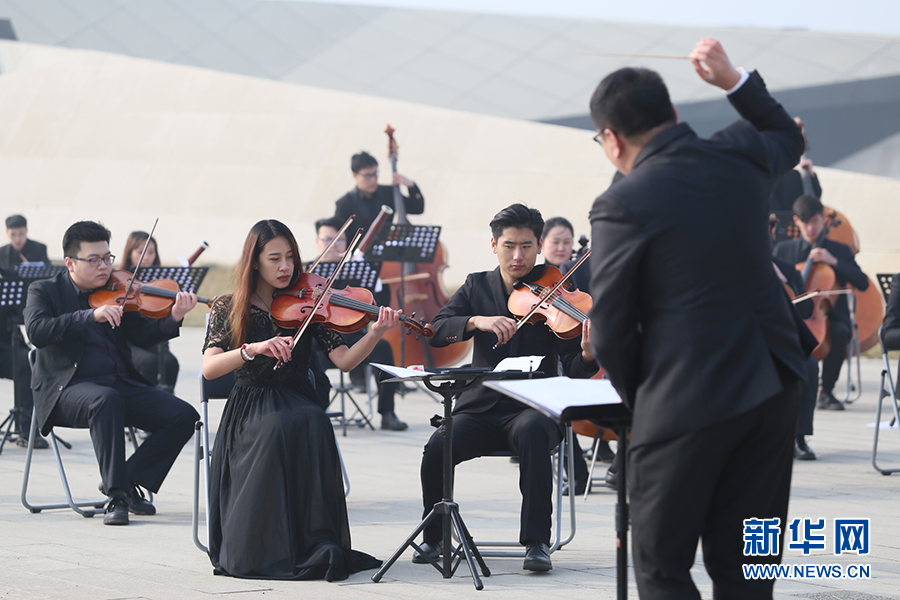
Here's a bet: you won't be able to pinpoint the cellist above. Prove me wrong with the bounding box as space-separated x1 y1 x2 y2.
773 194 869 410
333 151 424 235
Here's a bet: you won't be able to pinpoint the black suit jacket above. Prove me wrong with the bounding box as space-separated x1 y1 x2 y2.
23 271 180 435
883 273 900 351
771 237 868 328
589 71 808 447
334 184 424 235
0 239 50 270
429 267 598 413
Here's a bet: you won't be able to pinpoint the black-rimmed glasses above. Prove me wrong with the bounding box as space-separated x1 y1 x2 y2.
72 255 115 268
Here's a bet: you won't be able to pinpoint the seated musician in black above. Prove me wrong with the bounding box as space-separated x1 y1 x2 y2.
312 217 407 430
0 214 50 269
770 215 819 460
0 214 51 448
773 195 869 410
883 272 900 352
23 221 200 526
416 203 599 572
333 151 424 235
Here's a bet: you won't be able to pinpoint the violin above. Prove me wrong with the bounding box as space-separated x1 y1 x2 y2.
503 251 592 348
89 270 215 318
270 272 434 338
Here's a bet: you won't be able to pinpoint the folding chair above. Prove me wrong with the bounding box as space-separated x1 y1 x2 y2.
326 364 376 436
571 420 619 500
192 371 352 552
20 349 148 517
463 424 577 557
872 326 900 475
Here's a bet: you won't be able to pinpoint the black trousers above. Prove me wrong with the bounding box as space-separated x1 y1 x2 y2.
820 319 851 394
49 377 198 495
0 327 35 435
337 332 398 415
796 354 818 437
629 378 800 600
130 342 180 393
420 399 562 546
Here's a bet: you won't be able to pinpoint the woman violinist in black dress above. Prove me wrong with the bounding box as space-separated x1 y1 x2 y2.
201 219 399 581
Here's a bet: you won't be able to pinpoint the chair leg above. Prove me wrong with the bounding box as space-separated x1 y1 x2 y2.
333 429 351 498
873 368 900 475
21 411 106 516
192 419 208 552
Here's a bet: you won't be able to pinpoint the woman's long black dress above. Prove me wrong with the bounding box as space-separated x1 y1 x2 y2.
203 297 381 581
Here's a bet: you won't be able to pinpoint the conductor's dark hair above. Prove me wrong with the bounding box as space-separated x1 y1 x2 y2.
490 203 544 241
63 221 111 258
6 215 26 230
542 216 573 239
351 151 378 173
589 67 675 138
314 216 345 236
793 194 824 222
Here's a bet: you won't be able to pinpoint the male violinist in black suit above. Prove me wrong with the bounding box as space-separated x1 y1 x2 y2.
589 39 811 598
416 203 599 572
333 151 424 235
773 194 869 411
24 221 199 526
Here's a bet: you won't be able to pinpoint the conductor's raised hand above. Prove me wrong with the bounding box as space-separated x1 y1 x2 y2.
248 335 294 362
472 315 518 346
689 38 741 91
371 306 401 335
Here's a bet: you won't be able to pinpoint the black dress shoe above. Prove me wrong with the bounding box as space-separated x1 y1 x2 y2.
817 390 845 411
381 412 408 431
523 541 552 571
795 436 817 461
412 541 441 564
126 484 156 515
103 496 129 526
561 477 590 496
605 467 618 490
17 435 49 449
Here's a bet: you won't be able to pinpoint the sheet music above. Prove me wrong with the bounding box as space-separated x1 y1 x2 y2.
493 355 544 372
484 377 622 421
370 363 433 379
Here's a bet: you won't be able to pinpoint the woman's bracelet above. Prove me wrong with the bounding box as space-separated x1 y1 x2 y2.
240 344 255 362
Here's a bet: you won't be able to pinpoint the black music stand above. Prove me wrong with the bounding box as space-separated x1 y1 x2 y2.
134 266 208 391
370 365 538 591
771 210 799 245
484 377 632 600
307 260 383 432
365 224 440 370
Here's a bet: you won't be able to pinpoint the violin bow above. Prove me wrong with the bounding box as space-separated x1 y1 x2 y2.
275 227 364 370
307 215 355 272
114 217 158 328
494 249 592 349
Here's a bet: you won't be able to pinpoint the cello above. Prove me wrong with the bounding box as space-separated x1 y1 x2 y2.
378 125 472 368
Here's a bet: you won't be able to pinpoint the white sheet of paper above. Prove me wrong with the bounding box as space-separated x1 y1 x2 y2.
484 377 622 420
370 363 431 380
493 355 544 372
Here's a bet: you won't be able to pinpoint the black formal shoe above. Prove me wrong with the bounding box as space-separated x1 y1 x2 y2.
561 477 590 497
523 541 552 571
817 390 845 411
17 435 49 449
605 467 618 490
126 484 156 515
412 541 441 564
381 412 408 431
103 496 129 526
509 455 520 464
795 436 817 461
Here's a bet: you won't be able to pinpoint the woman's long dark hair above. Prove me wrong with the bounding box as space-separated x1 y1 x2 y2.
229 219 303 347
120 231 160 271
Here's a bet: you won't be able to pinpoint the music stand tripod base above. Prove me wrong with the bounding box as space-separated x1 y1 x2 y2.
370 369 536 590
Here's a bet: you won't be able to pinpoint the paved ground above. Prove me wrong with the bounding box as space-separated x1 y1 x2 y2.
0 326 898 600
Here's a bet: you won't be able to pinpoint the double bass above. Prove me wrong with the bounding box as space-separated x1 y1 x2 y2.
378 125 472 368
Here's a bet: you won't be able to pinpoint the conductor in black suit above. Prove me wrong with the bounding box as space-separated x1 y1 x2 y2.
773 194 869 411
588 39 810 598
23 221 199 526
333 151 424 235
416 203 599 572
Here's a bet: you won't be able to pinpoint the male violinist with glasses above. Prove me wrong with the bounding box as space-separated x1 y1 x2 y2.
23 221 199 526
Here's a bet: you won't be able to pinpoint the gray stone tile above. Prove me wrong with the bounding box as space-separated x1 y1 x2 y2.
93 8 183 62
216 16 302 78
120 0 214 53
